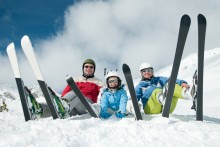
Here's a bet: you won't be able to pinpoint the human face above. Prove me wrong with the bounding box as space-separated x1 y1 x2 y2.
108 77 118 88
83 63 95 76
141 68 153 79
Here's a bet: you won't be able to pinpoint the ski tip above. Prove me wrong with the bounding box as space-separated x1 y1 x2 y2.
21 35 31 44
198 14 206 24
21 35 34 53
21 35 29 40
181 14 191 26
6 42 15 52
122 63 129 70
66 74 73 81
66 75 75 85
66 74 71 78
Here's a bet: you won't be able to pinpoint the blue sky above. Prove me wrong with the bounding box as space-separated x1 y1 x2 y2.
0 0 75 53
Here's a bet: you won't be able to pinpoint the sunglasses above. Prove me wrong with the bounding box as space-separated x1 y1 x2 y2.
108 79 118 84
84 65 94 69
141 68 153 73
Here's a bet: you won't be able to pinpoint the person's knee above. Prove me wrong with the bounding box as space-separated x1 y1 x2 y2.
62 91 76 101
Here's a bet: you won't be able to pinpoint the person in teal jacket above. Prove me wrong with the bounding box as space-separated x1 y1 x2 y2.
127 62 195 115
100 71 128 119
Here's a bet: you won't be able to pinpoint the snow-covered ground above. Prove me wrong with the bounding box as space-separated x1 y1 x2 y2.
0 48 220 147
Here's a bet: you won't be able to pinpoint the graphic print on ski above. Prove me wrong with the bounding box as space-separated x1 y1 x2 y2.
196 14 206 121
122 64 142 120
66 75 99 118
21 35 59 119
6 43 31 121
162 15 191 118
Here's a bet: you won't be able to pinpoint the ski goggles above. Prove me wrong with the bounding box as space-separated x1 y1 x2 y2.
141 68 153 73
108 79 118 84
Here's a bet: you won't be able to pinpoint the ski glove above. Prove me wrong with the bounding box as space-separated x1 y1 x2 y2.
115 112 126 119
100 112 111 119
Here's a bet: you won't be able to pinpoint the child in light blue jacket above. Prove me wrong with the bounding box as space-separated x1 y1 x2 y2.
100 71 128 119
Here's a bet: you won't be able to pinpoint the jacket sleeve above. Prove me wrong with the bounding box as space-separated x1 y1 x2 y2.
100 92 109 114
159 76 187 86
176 79 187 86
158 76 169 87
119 90 128 114
135 83 142 101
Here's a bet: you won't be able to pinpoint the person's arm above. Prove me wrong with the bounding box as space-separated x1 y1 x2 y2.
100 92 111 119
115 89 128 118
118 90 128 114
159 76 189 88
176 79 189 88
135 83 142 101
180 82 189 88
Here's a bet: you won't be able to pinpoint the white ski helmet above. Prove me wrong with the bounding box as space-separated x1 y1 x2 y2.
139 62 153 71
105 71 121 80
105 71 121 88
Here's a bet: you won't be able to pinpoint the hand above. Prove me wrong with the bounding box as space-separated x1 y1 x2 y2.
181 83 190 88
100 112 111 119
115 112 126 119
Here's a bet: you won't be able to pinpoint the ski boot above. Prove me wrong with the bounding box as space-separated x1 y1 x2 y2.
180 71 197 110
190 70 198 111
25 87 43 119
48 87 70 119
157 80 169 105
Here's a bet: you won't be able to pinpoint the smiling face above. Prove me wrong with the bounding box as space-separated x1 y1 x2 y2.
83 63 95 77
141 68 154 79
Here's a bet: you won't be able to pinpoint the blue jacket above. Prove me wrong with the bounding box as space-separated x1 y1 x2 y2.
135 76 187 108
100 85 128 116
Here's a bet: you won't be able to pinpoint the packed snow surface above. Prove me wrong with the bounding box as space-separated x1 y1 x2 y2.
0 48 220 147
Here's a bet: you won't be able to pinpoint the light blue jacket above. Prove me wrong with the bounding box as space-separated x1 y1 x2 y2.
100 85 128 116
135 76 187 108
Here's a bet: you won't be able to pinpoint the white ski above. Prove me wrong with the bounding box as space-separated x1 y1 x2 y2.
21 35 59 119
7 43 32 121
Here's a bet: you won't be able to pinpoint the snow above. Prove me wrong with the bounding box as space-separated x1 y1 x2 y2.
0 48 220 146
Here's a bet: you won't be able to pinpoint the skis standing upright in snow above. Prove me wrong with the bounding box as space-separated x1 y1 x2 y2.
196 14 206 121
162 15 191 118
7 43 32 121
21 35 59 119
122 64 142 121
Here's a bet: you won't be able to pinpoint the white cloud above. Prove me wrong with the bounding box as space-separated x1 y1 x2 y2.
1 0 220 92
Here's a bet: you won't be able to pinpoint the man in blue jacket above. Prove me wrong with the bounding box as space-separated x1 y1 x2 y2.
130 62 194 114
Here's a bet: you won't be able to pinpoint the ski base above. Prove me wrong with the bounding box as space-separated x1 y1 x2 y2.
196 14 206 121
162 14 191 118
15 78 32 121
122 64 142 121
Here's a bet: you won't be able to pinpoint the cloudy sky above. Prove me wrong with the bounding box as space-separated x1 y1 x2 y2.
0 0 220 92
